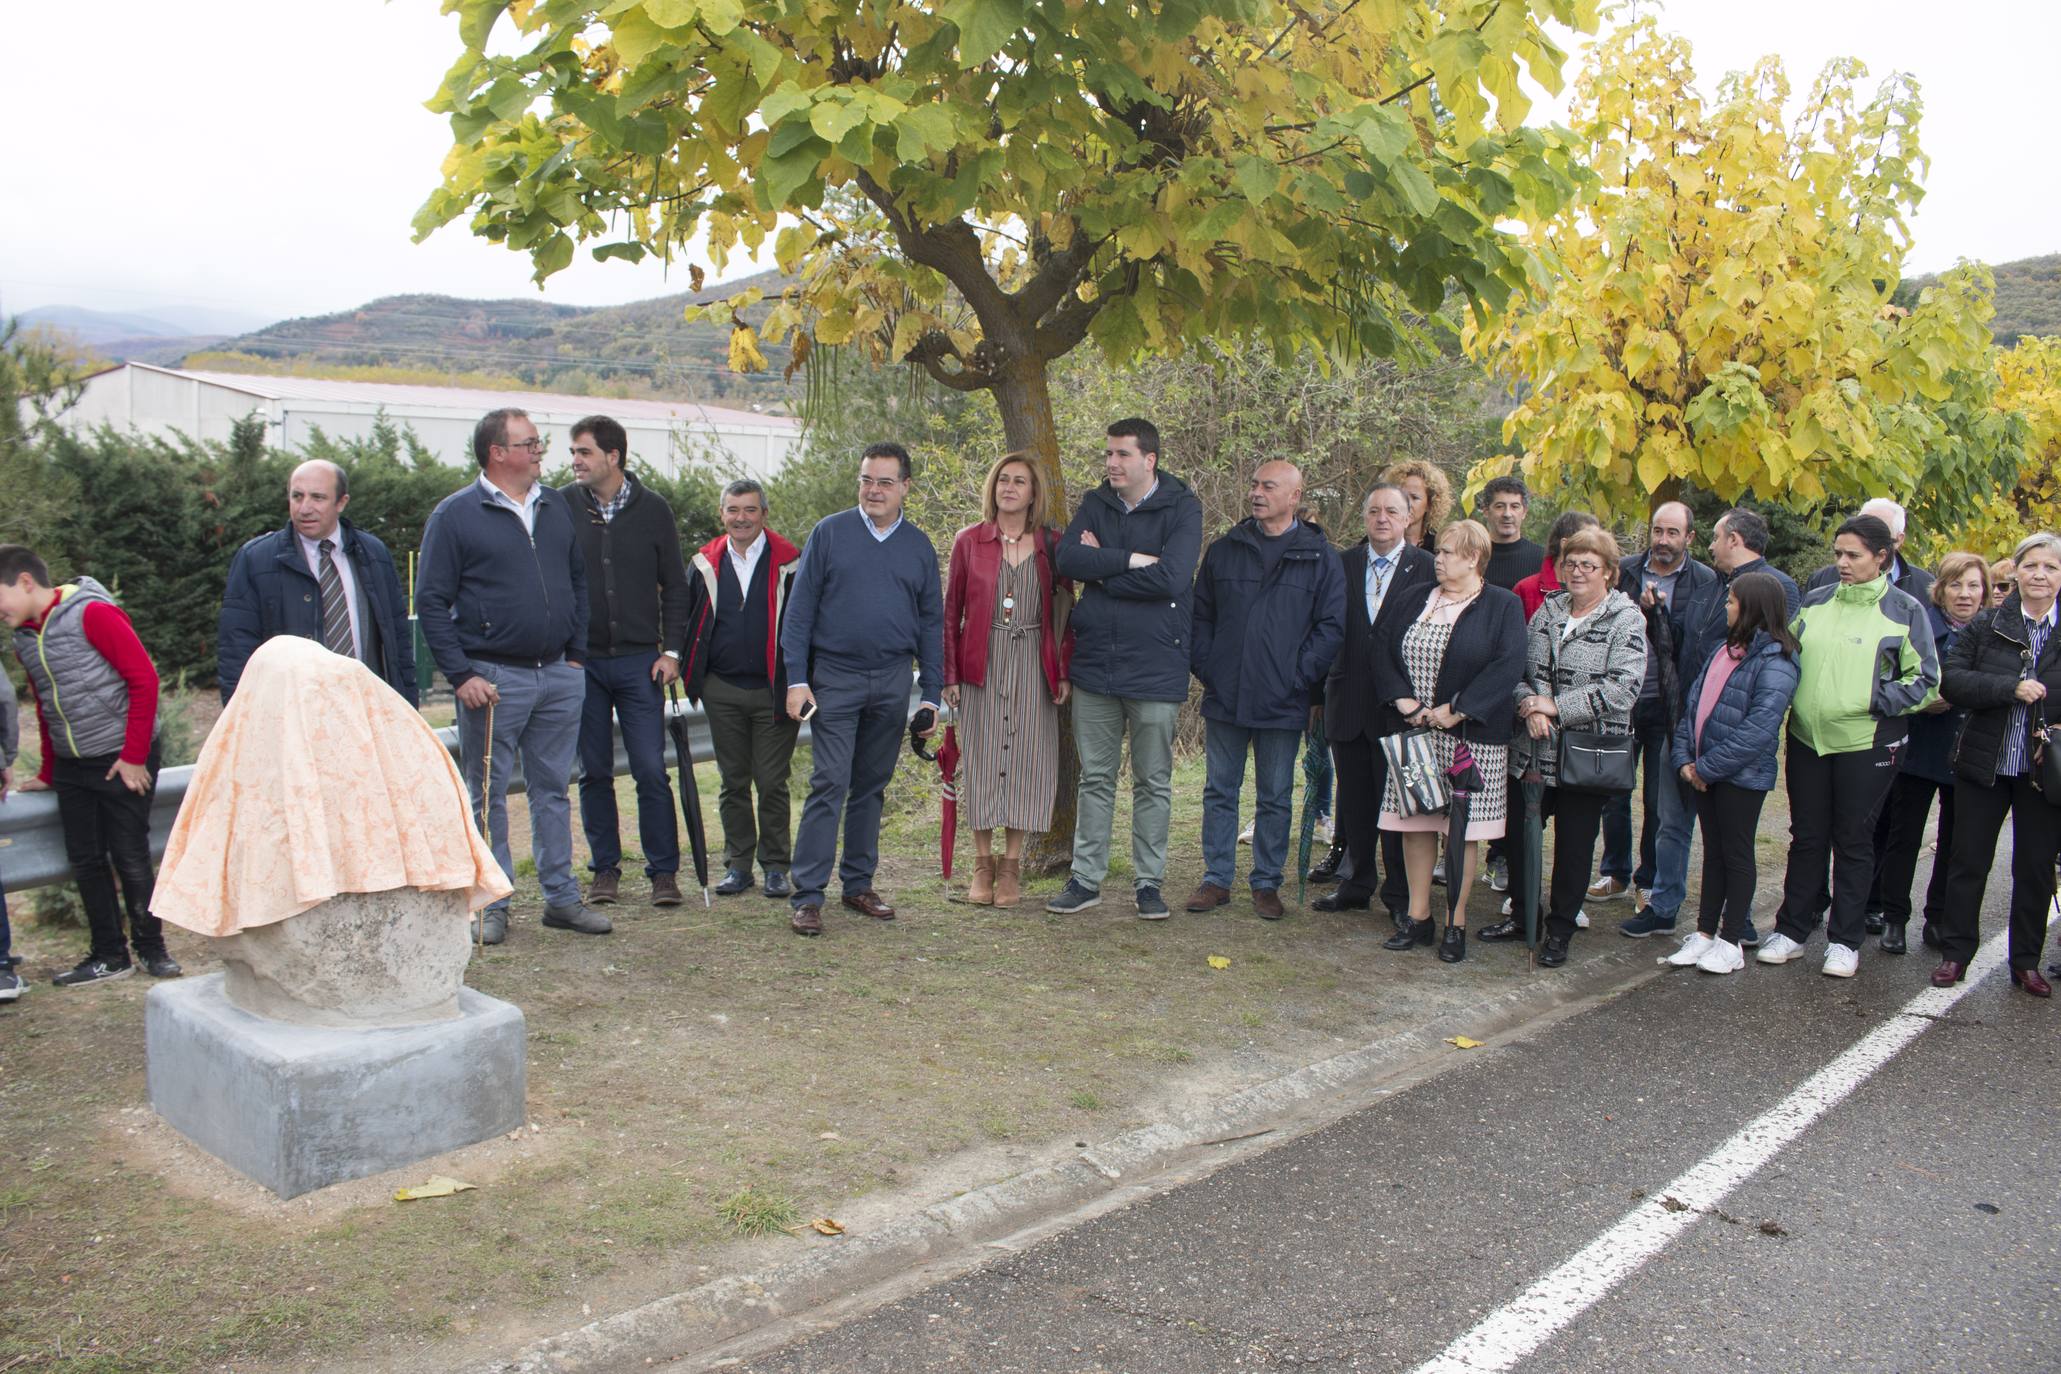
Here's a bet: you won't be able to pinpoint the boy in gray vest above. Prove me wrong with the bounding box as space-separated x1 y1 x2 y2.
0 546 181 987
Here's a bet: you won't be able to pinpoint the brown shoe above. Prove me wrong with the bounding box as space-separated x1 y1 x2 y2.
1253 888 1285 921
842 890 897 920
1185 882 1231 913
791 904 824 937
588 869 621 905
993 857 1022 909
966 855 996 905
650 873 683 907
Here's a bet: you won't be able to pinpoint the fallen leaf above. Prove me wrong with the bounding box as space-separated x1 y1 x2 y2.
818 1132 841 1141
1444 1035 1484 1050
809 1217 846 1236
393 1176 477 1202
1207 955 1231 970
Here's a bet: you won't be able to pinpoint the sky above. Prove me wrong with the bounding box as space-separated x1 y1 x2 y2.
1 0 2053 326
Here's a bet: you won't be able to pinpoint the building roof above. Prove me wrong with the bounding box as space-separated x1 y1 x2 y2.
116 363 797 431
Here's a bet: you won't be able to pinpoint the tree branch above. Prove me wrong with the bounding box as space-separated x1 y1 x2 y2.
1012 220 1100 322
851 169 1029 354
906 331 996 392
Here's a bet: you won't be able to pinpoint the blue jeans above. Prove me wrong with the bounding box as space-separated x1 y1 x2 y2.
1600 721 1671 885
458 657 585 913
790 667 909 909
577 653 679 877
1647 763 1695 919
1201 721 1301 891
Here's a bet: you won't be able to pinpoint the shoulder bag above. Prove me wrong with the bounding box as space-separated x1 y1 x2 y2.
1379 727 1451 817
1549 614 1638 795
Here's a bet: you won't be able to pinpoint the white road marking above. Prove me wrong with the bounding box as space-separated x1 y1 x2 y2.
1411 927 2021 1374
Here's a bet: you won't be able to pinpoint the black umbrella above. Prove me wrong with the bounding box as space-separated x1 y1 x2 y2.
1443 738 1485 934
664 683 712 908
1296 713 1332 907
1521 767 1546 957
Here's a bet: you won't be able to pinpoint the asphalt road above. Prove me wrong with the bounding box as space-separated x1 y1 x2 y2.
727 902 2061 1373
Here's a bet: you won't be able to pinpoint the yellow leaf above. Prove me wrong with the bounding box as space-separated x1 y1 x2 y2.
1444 1035 1485 1050
1206 955 1231 970
728 325 768 373
393 1175 477 1201
809 1217 846 1235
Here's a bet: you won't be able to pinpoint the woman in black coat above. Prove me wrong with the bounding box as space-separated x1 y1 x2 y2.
1372 520 1527 962
1933 532 2061 996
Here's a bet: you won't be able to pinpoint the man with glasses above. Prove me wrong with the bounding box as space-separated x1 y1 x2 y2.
781 442 943 937
417 407 609 945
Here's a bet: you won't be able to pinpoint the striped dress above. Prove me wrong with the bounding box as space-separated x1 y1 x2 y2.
960 553 1059 831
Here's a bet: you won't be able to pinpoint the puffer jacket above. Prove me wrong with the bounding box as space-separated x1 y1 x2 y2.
1902 601 1973 786
1054 472 1204 703
12 577 157 761
1942 593 2061 788
1510 589 1648 784
1787 575 1938 756
1190 518 1345 730
1670 631 1801 791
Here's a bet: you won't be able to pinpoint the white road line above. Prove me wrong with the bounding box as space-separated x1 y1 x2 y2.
1411 926 2021 1374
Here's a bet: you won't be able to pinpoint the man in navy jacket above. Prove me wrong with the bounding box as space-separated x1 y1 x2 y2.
416 407 604 946
1186 461 1344 919
1046 418 1204 920
218 459 417 704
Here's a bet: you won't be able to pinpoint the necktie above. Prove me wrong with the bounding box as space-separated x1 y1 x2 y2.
1368 555 1392 621
318 539 354 659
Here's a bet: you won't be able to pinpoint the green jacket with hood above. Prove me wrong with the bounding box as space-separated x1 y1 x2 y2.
1786 574 1939 756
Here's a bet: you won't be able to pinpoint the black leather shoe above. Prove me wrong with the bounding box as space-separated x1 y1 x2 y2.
1922 921 1944 952
1476 918 1524 943
763 870 792 899
715 868 755 896
1389 910 1412 938
1383 918 1435 951
1313 889 1370 913
1437 926 1467 963
1880 922 1907 955
1864 908 1886 935
1539 933 1570 967
1308 842 1347 884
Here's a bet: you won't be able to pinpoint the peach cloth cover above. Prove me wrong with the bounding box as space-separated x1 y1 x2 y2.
153 636 512 935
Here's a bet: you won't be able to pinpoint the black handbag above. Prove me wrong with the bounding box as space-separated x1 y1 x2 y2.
1545 614 1638 795
2031 678 2061 801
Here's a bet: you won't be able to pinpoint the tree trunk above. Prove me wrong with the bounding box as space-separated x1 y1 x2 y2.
991 363 1079 877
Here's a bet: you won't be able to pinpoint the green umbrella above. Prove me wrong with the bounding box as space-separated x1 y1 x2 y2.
1295 713 1333 907
1521 767 1546 958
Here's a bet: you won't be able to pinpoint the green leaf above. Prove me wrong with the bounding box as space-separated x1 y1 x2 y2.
758 83 813 128
610 9 671 65
761 143 824 207
895 104 957 161
942 0 1023 68
1233 156 1280 205
1387 159 1439 218
534 231 576 279
698 0 744 37
643 0 698 26
808 96 869 145
592 241 649 263
454 0 511 51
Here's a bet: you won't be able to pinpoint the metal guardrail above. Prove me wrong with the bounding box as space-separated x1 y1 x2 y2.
0 694 851 895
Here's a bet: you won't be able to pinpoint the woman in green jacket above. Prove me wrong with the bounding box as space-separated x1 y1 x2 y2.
1757 514 1939 979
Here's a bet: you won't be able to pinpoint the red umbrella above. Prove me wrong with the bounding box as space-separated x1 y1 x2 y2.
935 725 961 880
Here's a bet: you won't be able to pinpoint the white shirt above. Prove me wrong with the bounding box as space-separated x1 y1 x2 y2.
1365 541 1403 622
298 528 363 659
866 512 905 543
1119 478 1160 514
726 530 767 587
478 473 542 537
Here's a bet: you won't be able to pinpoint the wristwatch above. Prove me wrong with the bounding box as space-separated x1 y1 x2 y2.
663 649 681 660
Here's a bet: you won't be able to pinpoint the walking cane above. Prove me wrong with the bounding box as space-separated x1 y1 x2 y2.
475 698 496 954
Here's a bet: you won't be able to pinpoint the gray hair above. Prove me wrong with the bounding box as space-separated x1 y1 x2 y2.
1362 481 1407 512
722 478 768 511
289 458 348 499
2012 531 2061 566
1860 497 1907 539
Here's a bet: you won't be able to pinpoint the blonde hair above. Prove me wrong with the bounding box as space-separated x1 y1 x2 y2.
980 451 1049 530
1438 518 1493 576
1931 552 1992 608
1559 525 1624 584
1379 459 1453 539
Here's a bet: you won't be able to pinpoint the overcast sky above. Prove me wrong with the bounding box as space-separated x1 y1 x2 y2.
1 0 2051 325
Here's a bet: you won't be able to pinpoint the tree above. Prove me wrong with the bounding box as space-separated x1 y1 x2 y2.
1464 18 2012 525
415 0 1595 483
1934 334 2060 559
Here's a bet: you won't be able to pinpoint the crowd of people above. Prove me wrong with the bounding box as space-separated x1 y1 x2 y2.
1 408 2056 1005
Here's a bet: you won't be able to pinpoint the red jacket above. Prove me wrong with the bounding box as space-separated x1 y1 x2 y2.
682 529 802 714
943 522 1072 695
1515 559 1563 621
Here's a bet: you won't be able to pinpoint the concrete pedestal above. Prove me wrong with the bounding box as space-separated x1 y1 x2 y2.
146 973 526 1199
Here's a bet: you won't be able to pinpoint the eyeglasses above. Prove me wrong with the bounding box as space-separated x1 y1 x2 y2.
858 475 903 489
499 437 546 454
1562 559 1605 575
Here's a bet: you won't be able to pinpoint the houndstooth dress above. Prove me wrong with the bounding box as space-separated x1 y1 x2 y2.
1378 616 1508 840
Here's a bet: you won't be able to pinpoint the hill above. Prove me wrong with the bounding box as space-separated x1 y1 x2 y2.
186 269 798 406
1909 252 2061 347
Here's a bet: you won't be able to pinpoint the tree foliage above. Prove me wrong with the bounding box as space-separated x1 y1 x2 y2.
1935 335 2061 559
415 0 1596 475
1465 18 2012 527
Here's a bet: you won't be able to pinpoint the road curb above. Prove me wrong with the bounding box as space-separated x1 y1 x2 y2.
463 943 1662 1373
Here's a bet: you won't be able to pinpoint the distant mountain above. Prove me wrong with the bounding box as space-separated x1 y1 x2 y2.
19 303 271 345
1908 252 2061 347
188 269 798 405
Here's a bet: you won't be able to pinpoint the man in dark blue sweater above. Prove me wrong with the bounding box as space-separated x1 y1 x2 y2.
416 407 608 945
779 441 943 936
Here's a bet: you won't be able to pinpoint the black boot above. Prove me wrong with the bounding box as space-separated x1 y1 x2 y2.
1384 918 1435 951
1476 918 1524 942
1308 842 1347 884
1880 922 1908 955
1313 889 1370 912
1437 925 1467 963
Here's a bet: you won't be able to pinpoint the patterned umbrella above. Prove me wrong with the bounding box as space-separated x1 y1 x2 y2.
1295 713 1333 906
935 725 961 881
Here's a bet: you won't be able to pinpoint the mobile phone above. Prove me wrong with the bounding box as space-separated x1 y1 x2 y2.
797 699 818 721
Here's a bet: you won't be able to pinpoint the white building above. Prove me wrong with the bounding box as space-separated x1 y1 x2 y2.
56 363 800 478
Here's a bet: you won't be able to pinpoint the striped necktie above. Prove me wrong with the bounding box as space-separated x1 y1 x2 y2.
317 539 354 659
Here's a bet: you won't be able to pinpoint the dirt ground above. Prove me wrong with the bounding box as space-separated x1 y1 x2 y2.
0 694 1808 1373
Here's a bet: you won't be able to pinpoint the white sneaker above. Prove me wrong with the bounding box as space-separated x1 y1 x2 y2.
1666 932 1715 966
1755 932 1807 964
1238 822 1255 845
1636 887 1653 909
1822 943 1860 978
1317 817 1335 845
1501 897 1513 916
1575 908 1590 930
1697 938 1746 974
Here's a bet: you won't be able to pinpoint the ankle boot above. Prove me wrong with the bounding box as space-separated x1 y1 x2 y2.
993 858 1022 908
967 855 996 905
1438 925 1468 963
1383 917 1435 951
1880 921 1907 955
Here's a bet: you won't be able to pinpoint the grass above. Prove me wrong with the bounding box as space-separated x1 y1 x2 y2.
0 694 1731 1374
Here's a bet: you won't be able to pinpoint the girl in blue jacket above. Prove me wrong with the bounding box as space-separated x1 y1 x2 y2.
1665 572 1802 974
